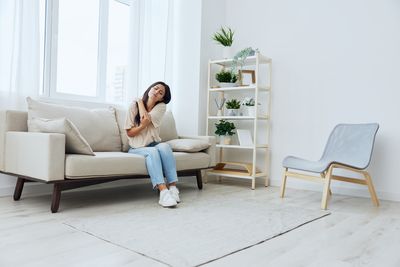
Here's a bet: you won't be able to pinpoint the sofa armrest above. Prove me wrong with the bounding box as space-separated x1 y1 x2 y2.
0 110 28 171
5 132 66 182
178 135 216 167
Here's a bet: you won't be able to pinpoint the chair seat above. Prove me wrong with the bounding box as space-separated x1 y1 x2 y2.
282 156 332 173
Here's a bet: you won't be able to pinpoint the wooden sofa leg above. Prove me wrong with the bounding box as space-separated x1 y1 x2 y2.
51 183 62 213
196 170 203 190
13 177 26 201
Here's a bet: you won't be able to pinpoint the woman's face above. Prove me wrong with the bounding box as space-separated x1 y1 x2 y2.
148 84 166 102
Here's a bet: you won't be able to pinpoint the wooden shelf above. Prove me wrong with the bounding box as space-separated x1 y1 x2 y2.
210 54 272 67
207 171 267 179
205 52 272 189
214 162 257 176
209 85 270 92
209 162 267 178
208 115 269 120
207 168 267 179
216 144 268 149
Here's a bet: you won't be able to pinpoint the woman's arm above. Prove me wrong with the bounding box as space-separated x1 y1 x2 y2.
137 99 149 120
126 115 151 137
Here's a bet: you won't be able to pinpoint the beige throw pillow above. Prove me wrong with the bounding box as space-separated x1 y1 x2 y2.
166 139 210 152
26 97 121 152
28 117 95 155
160 111 179 142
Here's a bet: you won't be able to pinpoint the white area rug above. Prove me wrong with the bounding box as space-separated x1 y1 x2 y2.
64 186 330 267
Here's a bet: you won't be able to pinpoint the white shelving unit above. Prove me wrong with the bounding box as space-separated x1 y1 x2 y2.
205 52 272 189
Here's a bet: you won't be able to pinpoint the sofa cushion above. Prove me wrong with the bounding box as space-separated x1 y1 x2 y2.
28 117 94 155
174 152 211 170
159 111 178 142
26 97 121 152
166 139 210 152
65 151 211 178
65 152 147 178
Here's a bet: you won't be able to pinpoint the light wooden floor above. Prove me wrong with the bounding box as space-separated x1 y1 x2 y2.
1 177 399 267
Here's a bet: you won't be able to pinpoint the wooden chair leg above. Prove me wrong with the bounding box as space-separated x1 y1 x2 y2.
364 172 379 207
51 183 62 213
280 168 288 198
320 172 332 196
321 166 333 210
13 177 26 201
196 170 203 190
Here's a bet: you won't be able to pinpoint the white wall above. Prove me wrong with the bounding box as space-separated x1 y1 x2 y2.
222 0 400 200
198 0 227 135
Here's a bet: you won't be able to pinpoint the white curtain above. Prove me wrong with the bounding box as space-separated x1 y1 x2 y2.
127 0 173 101
0 0 41 110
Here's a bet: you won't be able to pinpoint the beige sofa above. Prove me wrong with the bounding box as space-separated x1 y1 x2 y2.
0 99 216 212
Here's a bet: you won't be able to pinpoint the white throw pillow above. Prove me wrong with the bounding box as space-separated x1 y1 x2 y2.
28 117 95 155
26 97 121 152
160 111 179 142
166 139 210 153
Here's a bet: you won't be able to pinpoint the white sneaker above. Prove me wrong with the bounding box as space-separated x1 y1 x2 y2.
169 186 180 203
159 189 177 208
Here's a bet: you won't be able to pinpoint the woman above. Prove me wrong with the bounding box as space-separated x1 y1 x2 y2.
124 81 179 208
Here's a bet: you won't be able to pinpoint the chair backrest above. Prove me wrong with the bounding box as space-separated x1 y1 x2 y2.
321 123 379 169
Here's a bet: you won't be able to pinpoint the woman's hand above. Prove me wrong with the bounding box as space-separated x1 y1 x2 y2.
140 115 151 128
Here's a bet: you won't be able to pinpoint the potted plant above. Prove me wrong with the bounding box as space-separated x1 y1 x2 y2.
214 120 236 145
225 99 241 116
215 69 238 87
212 26 234 58
242 97 256 117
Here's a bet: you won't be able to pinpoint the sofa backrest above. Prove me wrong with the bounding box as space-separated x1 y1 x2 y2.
114 107 130 152
27 97 122 152
1 100 179 160
115 108 179 152
0 110 28 171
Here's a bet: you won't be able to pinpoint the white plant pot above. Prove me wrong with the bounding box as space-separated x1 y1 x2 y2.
247 106 256 117
226 109 239 116
219 82 237 88
219 135 232 145
222 46 232 59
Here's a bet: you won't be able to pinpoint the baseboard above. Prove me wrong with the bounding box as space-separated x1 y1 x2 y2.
0 182 52 198
269 178 400 202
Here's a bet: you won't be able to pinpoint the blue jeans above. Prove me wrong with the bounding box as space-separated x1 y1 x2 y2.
128 142 178 188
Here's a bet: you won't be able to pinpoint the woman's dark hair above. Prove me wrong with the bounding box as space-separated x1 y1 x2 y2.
134 81 171 125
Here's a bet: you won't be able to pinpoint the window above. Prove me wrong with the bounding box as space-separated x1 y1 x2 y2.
42 0 131 103
56 0 99 97
106 0 130 103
